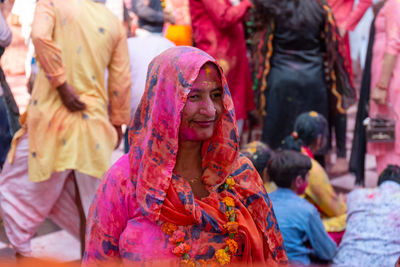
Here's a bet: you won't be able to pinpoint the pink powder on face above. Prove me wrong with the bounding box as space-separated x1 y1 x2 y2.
179 127 200 140
179 64 222 141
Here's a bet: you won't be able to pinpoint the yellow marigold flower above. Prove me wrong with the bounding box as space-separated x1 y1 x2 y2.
225 239 239 254
309 111 318 117
225 209 235 218
225 177 235 189
224 221 239 234
180 259 195 267
215 249 231 265
161 222 177 236
222 197 235 207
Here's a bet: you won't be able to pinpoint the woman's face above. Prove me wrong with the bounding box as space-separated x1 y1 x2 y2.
179 63 223 141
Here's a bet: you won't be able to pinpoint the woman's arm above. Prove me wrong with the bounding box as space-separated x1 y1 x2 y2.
341 0 373 32
371 0 399 105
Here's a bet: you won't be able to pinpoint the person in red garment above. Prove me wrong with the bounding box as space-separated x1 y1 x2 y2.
336 0 373 36
189 0 254 134
328 0 373 74
328 0 372 61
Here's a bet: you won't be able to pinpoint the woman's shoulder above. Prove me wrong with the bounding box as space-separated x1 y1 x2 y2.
231 153 264 189
100 154 137 195
233 153 259 175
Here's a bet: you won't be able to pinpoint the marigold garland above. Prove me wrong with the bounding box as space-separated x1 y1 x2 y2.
224 222 239 234
225 177 235 189
222 197 235 207
225 239 238 254
169 230 185 244
162 222 177 235
172 243 191 257
225 209 235 218
215 249 231 265
161 176 239 266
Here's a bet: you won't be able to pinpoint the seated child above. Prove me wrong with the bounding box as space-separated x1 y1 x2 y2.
281 111 346 244
268 150 337 265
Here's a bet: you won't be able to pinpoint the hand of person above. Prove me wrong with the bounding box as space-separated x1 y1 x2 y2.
163 11 175 24
395 256 400 267
56 82 86 111
371 87 387 105
338 27 347 37
113 124 123 149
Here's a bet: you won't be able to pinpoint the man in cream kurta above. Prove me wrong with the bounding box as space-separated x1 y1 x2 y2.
0 0 131 256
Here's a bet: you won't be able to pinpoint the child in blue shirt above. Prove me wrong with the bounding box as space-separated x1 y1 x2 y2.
268 150 337 265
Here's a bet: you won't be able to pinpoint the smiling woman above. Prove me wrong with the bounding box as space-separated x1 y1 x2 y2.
179 63 223 141
83 46 287 266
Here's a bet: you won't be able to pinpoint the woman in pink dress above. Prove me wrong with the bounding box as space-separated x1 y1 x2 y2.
83 46 287 266
368 0 400 175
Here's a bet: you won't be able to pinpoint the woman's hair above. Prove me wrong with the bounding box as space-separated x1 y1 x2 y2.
252 0 324 28
281 111 328 151
241 141 275 175
267 150 312 188
377 165 400 186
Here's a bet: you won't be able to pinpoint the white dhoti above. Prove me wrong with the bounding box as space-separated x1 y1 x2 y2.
0 133 101 256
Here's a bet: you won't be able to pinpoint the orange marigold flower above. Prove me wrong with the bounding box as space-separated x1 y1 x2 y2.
180 259 195 267
161 222 177 236
224 221 239 234
169 230 186 244
172 243 191 257
222 197 235 207
215 249 231 265
225 239 238 254
225 177 235 189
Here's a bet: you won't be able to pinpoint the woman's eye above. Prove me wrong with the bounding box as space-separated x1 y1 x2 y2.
188 95 200 100
211 92 222 99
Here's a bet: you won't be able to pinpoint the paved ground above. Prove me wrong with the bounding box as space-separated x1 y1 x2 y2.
0 23 378 264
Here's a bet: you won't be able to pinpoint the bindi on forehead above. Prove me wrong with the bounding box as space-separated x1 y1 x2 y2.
205 65 212 76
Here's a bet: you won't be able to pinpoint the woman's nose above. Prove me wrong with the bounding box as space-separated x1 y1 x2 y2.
199 97 216 116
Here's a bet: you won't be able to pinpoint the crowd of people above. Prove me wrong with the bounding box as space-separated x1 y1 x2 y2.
0 0 399 266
